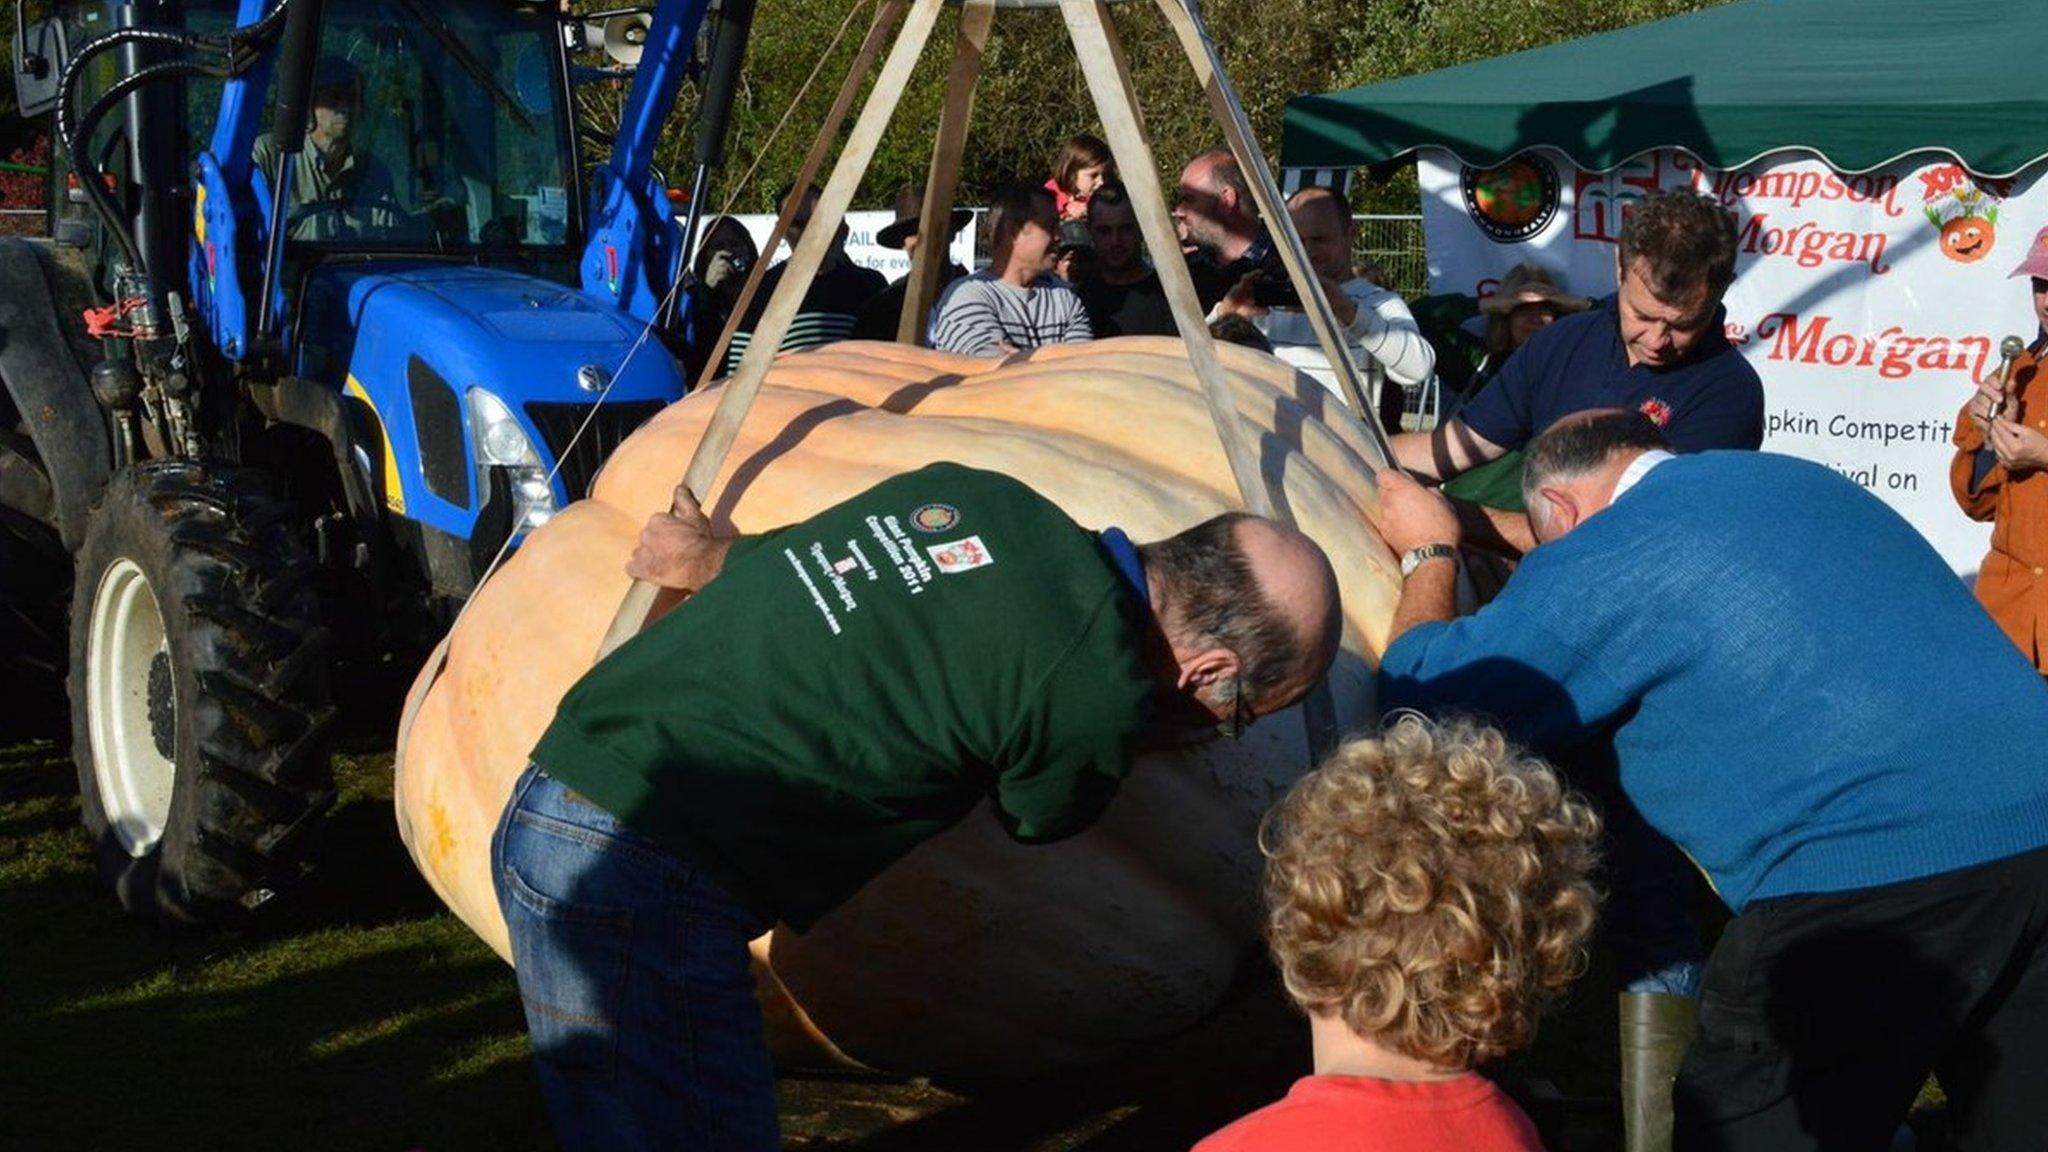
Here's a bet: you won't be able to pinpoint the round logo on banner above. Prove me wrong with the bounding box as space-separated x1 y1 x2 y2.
1462 154 1561 243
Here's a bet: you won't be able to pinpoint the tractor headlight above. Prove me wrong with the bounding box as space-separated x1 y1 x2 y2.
467 388 557 531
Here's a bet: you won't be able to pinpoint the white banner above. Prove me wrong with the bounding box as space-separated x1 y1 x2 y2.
1419 147 2042 577
691 210 983 280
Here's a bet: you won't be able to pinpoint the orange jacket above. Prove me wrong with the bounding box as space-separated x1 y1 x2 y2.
1951 339 2048 672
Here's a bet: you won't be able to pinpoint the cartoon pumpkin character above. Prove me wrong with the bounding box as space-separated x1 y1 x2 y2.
1926 187 1999 265
1941 214 1996 263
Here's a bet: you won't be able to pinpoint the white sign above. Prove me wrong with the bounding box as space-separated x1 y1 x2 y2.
1419 146 2041 577
690 210 983 280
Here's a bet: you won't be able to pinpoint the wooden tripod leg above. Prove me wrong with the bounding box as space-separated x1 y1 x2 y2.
1059 0 1272 520
1070 0 1340 758
1152 0 1390 468
900 0 994 345
597 0 950 658
697 0 908 391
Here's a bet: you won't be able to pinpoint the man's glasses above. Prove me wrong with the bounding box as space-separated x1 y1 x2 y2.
1219 676 1255 741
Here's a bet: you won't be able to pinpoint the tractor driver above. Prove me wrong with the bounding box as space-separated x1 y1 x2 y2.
251 57 399 241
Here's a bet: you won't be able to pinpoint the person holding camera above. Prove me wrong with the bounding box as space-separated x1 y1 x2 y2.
1211 185 1432 432
722 183 886 375
679 215 759 380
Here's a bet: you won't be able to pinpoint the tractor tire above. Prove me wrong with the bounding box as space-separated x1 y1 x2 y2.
69 460 337 923
0 418 70 742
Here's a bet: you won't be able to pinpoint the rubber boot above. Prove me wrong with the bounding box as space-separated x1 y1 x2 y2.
1620 991 1698 1152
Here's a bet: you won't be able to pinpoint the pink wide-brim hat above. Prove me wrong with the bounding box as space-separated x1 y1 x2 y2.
2009 224 2048 279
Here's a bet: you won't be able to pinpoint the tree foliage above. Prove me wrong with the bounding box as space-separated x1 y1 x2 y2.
583 0 1729 220
0 0 1732 226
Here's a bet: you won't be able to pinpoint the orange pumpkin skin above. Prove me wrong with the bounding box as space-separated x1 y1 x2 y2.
395 336 1399 1079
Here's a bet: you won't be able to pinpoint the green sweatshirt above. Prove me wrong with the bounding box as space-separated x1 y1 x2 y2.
532 463 1158 931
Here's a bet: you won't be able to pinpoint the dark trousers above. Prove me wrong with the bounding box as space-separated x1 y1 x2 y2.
1558 739 1706 994
1674 844 2048 1152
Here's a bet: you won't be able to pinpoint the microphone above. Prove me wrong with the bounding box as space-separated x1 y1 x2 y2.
1989 335 2027 422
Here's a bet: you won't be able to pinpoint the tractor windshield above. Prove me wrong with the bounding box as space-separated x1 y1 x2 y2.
261 0 577 253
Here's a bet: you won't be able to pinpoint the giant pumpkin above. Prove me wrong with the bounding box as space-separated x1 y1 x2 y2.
395 336 1400 1080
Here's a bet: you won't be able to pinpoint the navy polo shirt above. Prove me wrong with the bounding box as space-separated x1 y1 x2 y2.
1458 296 1764 453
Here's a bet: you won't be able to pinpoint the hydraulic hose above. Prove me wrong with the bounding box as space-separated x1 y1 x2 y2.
55 2 290 277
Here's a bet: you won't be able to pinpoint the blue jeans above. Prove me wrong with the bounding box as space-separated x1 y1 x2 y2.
492 763 779 1152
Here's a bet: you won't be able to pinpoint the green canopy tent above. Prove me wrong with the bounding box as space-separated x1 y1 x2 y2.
1281 0 2048 177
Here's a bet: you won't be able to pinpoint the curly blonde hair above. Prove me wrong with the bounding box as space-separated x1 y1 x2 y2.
1261 713 1602 1069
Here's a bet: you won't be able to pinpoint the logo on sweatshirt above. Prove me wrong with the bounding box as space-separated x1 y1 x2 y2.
911 503 960 533
928 536 993 574
1639 398 1673 427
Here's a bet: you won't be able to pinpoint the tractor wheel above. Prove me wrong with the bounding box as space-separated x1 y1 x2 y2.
69 460 337 923
0 418 70 742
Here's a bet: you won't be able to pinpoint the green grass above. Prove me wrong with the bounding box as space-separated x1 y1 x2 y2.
0 741 553 1152
0 731 1308 1151
0 737 1643 1151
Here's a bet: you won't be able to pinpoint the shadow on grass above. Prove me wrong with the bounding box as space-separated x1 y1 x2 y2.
266 767 452 933
0 736 1646 1152
2 922 549 1151
773 973 1310 1152
0 745 552 1152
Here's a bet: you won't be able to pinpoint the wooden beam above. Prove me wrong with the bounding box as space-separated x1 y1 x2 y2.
1138 0 1343 754
696 0 907 391
900 0 994 344
598 0 950 658
1152 0 1391 469
1058 0 1273 519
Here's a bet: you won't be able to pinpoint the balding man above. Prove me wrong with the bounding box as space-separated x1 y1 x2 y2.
1214 185 1433 430
1175 148 1270 310
495 462 1342 1152
1374 410 2048 1152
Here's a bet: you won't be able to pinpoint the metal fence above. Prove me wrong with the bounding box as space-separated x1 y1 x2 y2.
1349 214 1438 431
1352 213 1428 299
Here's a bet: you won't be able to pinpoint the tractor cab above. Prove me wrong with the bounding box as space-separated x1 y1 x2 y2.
170 0 693 593
249 4 579 256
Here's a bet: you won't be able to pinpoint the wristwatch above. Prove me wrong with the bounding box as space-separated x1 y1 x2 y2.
1400 542 1458 577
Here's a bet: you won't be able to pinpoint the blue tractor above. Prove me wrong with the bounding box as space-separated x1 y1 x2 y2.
0 0 751 921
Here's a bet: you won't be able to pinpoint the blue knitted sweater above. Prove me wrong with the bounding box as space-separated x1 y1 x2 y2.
1381 452 2048 912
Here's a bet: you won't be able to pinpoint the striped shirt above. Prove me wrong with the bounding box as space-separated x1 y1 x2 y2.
723 259 887 375
1256 277 1436 401
929 272 1093 357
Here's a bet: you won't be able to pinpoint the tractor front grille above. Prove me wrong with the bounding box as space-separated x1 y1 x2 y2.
524 400 667 502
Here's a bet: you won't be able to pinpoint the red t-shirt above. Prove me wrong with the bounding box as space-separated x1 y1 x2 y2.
1044 176 1085 220
1191 1073 1543 1152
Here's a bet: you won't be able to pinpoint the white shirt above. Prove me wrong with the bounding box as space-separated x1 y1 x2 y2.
1613 450 1676 502
1251 278 1436 406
